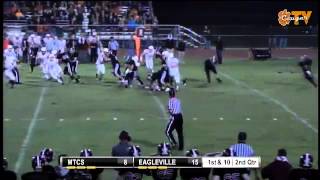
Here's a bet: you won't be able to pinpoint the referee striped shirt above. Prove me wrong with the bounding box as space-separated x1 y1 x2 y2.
230 143 255 157
168 97 181 115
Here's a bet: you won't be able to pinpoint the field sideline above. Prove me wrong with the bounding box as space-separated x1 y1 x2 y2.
3 55 318 179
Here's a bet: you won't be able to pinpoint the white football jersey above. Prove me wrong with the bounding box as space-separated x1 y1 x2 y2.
4 57 16 70
4 49 18 59
95 53 105 65
167 57 179 69
142 49 155 61
37 52 50 64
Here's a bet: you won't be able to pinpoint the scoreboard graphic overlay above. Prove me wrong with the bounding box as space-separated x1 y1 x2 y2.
61 156 261 169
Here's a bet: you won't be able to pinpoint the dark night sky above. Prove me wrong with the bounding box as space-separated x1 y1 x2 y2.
153 1 318 26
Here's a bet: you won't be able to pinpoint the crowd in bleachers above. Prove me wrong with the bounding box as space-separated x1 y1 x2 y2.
3 131 318 180
3 1 157 26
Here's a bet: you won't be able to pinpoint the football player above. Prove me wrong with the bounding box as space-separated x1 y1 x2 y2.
11 33 23 60
155 46 167 65
4 56 17 88
151 143 177 180
298 55 317 87
48 54 64 84
39 148 54 164
288 153 318 180
63 48 80 83
31 155 45 171
108 50 123 81
4 45 21 84
124 56 144 87
167 54 182 90
180 149 211 180
96 48 108 81
36 47 50 79
140 45 156 79
80 149 93 157
147 63 172 91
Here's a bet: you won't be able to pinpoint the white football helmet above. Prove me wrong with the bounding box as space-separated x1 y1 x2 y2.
148 45 154 50
103 48 109 53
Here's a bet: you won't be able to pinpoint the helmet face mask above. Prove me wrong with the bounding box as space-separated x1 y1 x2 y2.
185 149 200 157
128 145 141 157
80 149 93 157
39 148 54 163
158 143 171 156
300 153 313 168
32 155 45 171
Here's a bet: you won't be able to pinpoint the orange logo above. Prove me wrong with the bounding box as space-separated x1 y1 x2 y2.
278 9 312 26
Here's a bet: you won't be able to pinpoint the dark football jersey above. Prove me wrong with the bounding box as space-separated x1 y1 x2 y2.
180 168 211 180
212 168 249 180
288 168 319 180
151 168 177 180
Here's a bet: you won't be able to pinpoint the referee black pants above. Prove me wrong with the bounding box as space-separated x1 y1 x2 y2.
165 113 184 150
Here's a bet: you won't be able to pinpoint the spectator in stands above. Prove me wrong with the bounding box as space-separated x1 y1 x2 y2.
3 157 17 180
15 9 24 20
203 25 211 35
214 36 224 64
261 149 292 180
288 153 319 180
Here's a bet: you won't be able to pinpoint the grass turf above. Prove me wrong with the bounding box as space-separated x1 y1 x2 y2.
3 56 318 179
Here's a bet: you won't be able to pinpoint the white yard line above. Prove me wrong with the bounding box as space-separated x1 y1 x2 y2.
14 87 47 173
220 72 318 134
152 95 169 120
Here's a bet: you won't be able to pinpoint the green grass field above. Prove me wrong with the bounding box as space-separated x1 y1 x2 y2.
3 55 318 179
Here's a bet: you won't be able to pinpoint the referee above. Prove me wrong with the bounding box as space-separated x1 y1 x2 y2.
230 131 260 178
166 88 184 150
230 132 255 157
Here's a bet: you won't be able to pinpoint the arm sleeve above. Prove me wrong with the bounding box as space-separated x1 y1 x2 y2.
67 63 72 75
160 71 167 84
115 64 121 78
75 61 79 73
